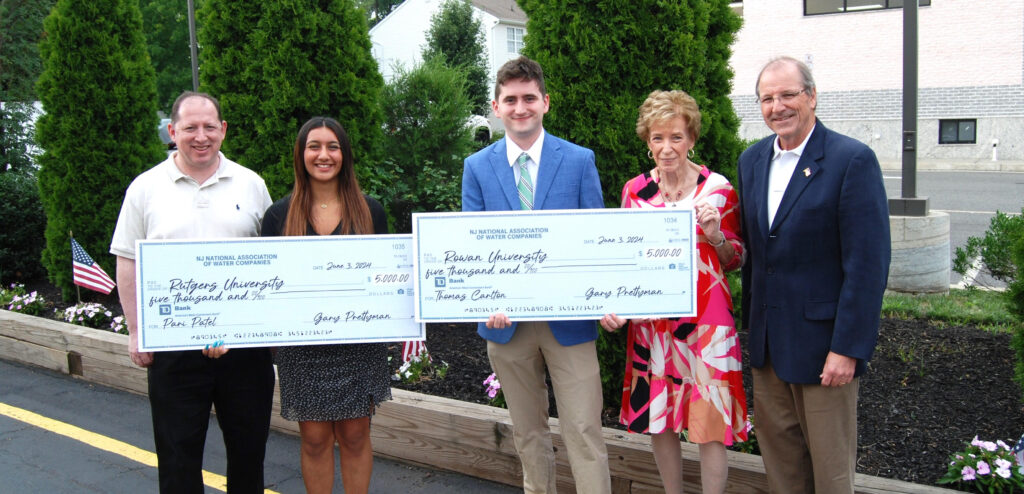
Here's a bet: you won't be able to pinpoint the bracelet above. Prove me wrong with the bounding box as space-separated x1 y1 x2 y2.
708 234 727 247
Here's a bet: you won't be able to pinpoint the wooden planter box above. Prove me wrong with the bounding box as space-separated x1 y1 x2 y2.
0 310 952 493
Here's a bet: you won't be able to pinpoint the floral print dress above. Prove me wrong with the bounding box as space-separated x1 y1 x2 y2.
618 166 748 445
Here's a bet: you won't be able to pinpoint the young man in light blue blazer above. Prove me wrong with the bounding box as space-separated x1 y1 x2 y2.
461 56 610 494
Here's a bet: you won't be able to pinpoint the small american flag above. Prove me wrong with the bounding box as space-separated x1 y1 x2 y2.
71 237 116 294
402 340 429 363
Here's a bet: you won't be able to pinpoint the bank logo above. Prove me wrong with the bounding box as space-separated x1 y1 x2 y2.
434 277 446 287
159 304 172 315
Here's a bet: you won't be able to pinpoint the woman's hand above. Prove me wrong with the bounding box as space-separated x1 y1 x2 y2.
202 340 229 359
695 201 724 244
600 313 627 332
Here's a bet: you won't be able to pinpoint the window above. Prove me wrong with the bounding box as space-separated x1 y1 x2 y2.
805 0 929 15
507 27 524 54
939 119 976 145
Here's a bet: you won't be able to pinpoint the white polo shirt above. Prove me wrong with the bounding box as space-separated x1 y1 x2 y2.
110 153 272 259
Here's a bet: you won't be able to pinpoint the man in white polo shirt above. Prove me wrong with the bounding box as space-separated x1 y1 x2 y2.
110 91 274 493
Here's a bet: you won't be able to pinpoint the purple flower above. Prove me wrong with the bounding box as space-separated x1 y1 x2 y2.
977 461 990 475
981 441 998 452
962 465 976 481
997 440 1010 450
995 466 1011 479
996 458 1012 470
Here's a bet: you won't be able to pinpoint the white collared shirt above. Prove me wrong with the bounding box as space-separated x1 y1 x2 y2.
505 132 544 186
767 125 815 227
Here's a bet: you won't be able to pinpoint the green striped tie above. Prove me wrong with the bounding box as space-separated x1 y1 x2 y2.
516 152 534 210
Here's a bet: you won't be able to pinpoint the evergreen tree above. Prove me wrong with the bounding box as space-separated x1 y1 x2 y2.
519 0 744 205
355 0 403 28
35 0 166 299
0 0 56 172
381 57 474 232
422 0 489 115
200 0 384 201
141 0 197 114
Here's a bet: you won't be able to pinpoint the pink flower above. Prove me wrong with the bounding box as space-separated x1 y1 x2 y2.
977 461 990 475
962 465 976 481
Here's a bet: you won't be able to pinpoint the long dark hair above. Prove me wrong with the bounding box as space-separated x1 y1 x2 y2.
283 117 373 236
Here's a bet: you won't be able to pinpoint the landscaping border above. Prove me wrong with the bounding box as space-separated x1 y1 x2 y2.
0 310 954 493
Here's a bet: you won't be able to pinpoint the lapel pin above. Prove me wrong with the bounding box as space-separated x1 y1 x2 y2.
803 167 811 177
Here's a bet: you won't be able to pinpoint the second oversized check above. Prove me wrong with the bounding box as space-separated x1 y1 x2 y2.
412 209 697 322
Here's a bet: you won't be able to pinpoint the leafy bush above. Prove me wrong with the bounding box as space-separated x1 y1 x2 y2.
380 57 475 232
953 209 1024 286
520 0 745 206
1010 229 1024 400
200 0 385 200
937 436 1024 492
35 0 166 299
3 283 48 316
392 350 449 384
60 302 126 334
595 323 628 414
953 208 1024 398
0 171 46 282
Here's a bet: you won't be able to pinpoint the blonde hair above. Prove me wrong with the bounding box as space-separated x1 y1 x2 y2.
635 90 701 143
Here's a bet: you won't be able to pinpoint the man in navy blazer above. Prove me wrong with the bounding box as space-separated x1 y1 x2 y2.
737 57 890 493
462 56 610 494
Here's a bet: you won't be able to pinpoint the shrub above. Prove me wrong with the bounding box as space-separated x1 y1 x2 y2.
937 436 1024 492
595 324 628 414
200 0 385 200
422 0 490 115
380 57 475 232
953 209 1024 286
392 350 448 384
0 171 46 282
60 302 117 331
5 285 48 316
520 0 745 206
35 0 166 299
1010 230 1024 399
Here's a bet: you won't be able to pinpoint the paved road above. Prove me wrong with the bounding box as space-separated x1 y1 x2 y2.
0 358 518 494
882 170 1024 286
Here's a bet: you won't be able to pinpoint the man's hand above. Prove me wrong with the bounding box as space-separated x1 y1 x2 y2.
819 351 856 387
486 313 512 329
129 331 154 368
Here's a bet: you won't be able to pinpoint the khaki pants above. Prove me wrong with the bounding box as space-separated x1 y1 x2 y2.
752 361 858 494
487 321 611 494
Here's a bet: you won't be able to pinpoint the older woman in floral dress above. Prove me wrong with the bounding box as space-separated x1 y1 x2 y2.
601 90 748 494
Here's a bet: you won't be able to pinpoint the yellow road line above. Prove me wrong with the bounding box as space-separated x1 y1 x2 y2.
0 402 280 494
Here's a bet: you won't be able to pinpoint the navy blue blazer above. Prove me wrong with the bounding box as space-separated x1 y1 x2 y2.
738 120 891 384
461 132 604 346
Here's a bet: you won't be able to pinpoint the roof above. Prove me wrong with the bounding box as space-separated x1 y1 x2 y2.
470 0 527 23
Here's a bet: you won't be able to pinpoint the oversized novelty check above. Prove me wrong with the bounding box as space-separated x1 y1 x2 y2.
135 235 423 351
412 209 697 322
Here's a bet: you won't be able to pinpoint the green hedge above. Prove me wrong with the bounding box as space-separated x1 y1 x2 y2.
0 171 46 282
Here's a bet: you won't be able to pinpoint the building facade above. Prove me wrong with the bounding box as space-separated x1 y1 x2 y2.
369 0 526 87
729 0 1024 164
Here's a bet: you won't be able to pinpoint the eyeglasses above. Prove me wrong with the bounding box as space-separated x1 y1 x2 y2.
757 89 807 106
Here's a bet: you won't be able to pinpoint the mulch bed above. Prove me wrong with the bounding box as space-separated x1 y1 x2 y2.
386 319 1024 487
16 279 1024 487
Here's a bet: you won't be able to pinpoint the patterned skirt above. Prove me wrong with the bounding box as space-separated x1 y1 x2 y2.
620 318 748 445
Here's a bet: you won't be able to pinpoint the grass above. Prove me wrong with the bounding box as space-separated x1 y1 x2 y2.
882 288 1022 332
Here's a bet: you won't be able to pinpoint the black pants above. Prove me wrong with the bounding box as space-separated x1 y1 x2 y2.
148 348 275 494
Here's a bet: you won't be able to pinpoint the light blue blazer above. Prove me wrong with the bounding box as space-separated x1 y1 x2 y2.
461 132 604 346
